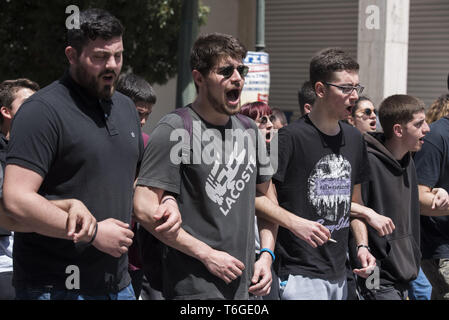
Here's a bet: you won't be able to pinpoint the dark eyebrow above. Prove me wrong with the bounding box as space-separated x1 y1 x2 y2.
93 49 124 54
340 83 359 87
415 120 424 126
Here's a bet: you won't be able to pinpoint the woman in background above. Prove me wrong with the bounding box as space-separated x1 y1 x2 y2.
348 96 377 134
425 94 449 124
240 101 276 148
240 101 279 300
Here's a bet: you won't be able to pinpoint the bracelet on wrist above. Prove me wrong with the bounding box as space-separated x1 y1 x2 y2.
356 244 370 252
260 248 275 263
161 196 176 205
87 223 98 246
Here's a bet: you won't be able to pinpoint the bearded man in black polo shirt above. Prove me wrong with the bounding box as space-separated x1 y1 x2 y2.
3 9 144 300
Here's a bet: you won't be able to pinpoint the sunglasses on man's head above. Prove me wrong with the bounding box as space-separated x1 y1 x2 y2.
216 65 249 79
258 115 276 125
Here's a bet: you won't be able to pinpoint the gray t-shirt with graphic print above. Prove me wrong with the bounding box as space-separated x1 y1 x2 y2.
137 106 272 300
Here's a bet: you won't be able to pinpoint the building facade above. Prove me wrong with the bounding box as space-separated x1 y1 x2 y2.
147 0 449 131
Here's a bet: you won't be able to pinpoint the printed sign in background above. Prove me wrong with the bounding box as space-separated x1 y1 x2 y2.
240 51 270 105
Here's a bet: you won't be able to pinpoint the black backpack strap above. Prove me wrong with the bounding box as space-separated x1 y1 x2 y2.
172 107 193 137
173 107 253 134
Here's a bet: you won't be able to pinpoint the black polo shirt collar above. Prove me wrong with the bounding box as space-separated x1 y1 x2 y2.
60 70 118 136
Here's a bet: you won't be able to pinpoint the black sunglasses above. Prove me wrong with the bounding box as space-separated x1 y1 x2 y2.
258 115 276 125
359 108 376 116
216 65 249 79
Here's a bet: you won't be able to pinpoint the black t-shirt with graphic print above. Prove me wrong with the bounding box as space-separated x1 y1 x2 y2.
137 106 272 299
273 115 370 281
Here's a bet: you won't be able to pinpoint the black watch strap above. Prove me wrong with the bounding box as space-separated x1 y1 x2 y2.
356 244 371 252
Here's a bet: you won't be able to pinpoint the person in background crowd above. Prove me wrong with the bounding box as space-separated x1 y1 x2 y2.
414 91 449 300
271 107 288 129
347 96 377 134
297 80 316 116
116 73 159 299
240 100 280 300
0 78 39 300
407 93 449 300
425 94 449 125
240 101 276 147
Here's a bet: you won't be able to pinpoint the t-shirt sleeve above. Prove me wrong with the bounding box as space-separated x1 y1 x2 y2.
414 138 442 188
254 124 273 184
272 127 292 183
6 99 59 177
136 115 184 194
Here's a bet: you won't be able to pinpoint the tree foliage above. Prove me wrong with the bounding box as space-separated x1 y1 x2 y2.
0 0 209 86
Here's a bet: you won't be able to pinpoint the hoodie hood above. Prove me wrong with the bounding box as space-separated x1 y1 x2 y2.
363 132 410 176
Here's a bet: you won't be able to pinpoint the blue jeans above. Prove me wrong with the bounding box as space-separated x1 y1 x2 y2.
15 283 136 300
421 259 449 300
408 267 432 300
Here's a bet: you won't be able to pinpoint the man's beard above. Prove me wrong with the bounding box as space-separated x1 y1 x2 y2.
206 82 240 116
73 63 118 100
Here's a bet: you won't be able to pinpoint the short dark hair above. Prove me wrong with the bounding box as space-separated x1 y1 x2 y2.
116 73 156 105
0 78 40 125
190 33 247 76
67 8 124 56
0 78 40 109
378 94 425 139
298 81 316 116
352 96 373 117
271 108 287 126
309 48 359 88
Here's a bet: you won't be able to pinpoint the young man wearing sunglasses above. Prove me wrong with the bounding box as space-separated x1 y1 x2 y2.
255 48 378 300
133 33 281 300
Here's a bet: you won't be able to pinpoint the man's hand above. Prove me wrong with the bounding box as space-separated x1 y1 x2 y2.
249 253 272 296
92 218 134 258
202 249 245 284
431 188 449 210
365 208 395 237
153 198 182 241
289 216 331 248
63 199 97 243
353 247 377 279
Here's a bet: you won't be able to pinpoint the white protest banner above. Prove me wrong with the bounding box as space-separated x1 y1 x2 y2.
240 51 270 105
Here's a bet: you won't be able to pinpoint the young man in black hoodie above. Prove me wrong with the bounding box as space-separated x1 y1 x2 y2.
353 94 446 300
